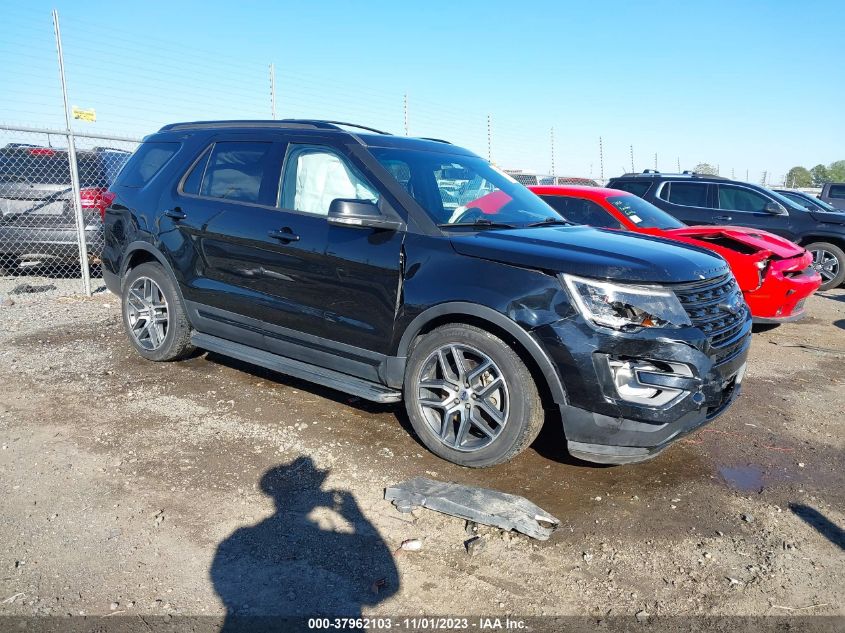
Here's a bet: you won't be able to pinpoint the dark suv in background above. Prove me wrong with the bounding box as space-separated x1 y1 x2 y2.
103 120 751 467
0 143 130 272
608 171 845 290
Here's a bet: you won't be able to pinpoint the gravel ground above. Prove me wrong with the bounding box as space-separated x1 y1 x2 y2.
0 280 843 627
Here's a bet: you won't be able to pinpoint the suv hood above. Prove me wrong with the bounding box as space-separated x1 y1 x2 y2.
808 209 845 225
449 225 728 284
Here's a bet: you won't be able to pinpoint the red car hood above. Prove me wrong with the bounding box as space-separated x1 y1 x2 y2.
665 226 804 259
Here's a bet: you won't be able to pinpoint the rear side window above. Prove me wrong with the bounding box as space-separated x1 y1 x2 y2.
662 182 709 207
828 185 845 199
541 195 622 229
116 142 179 188
200 142 276 204
718 185 769 212
611 181 651 197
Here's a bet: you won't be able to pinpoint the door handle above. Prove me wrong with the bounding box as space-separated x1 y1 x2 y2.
714 215 732 222
268 228 300 242
164 208 187 220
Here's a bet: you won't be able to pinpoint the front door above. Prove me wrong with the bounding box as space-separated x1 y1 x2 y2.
715 183 794 239
273 140 405 363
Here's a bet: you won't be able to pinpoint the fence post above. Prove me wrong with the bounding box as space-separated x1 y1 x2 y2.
52 9 91 297
269 63 277 120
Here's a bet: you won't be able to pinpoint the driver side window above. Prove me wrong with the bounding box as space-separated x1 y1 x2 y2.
279 144 378 216
718 185 769 212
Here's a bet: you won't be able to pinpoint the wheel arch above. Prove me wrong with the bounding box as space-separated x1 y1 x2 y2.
120 242 188 306
799 234 845 250
397 302 567 407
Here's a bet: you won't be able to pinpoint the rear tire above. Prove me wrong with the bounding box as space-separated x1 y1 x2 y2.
806 242 845 290
121 262 194 361
404 324 544 468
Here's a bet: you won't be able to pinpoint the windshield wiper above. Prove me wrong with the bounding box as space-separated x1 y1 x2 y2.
525 218 572 227
438 219 518 230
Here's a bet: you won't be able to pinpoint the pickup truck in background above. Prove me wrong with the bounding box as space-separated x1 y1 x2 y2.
819 182 845 210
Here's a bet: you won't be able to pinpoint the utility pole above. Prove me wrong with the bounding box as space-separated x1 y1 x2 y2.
487 114 492 163
269 63 276 120
746 169 749 181
52 9 91 297
630 145 635 173
731 168 735 179
677 157 681 172
599 136 604 182
403 93 409 136
654 152 658 170
550 126 555 178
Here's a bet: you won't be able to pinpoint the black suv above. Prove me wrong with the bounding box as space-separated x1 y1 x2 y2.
607 171 845 290
0 143 130 271
103 121 751 467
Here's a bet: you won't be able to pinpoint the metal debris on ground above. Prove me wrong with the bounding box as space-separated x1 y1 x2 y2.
385 477 560 540
465 535 488 556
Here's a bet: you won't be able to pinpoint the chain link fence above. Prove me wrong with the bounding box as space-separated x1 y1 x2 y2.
0 126 139 299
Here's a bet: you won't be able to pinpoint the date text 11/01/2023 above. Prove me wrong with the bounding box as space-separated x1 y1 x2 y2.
307 617 528 629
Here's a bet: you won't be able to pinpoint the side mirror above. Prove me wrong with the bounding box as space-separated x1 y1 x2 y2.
327 199 404 231
764 201 787 215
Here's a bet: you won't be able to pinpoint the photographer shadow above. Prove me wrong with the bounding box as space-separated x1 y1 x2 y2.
210 457 398 630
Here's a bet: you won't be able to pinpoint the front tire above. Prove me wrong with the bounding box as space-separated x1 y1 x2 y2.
404 324 544 467
121 262 194 361
807 241 845 290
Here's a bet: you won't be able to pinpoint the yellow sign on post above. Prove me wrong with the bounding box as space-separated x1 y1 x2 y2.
71 106 96 122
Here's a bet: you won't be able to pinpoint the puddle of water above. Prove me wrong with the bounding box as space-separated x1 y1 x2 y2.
718 465 764 493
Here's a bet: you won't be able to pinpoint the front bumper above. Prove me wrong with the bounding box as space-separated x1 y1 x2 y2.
746 256 822 322
533 314 751 465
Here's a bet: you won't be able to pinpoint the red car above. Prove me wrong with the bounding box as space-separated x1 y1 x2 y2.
527 185 822 323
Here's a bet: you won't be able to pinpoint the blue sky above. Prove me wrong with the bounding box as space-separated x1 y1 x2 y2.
1 0 843 182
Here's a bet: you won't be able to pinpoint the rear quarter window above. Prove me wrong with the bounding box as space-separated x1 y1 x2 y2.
115 142 180 188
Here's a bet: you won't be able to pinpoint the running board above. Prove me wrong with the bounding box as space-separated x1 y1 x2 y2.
191 332 403 404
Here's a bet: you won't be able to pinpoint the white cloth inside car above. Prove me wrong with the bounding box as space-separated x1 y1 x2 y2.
294 151 377 216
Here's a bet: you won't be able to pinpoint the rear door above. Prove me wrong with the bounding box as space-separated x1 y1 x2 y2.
653 180 715 224
197 135 333 344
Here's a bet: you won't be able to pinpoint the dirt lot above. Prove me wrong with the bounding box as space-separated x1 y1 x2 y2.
0 277 843 627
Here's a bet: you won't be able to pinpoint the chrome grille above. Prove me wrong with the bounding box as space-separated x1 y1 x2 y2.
672 273 748 364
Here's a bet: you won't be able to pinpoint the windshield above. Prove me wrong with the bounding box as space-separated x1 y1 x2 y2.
606 194 685 229
370 148 560 227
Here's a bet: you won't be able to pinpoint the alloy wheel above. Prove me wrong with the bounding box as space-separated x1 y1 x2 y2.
126 276 169 350
416 344 509 452
810 248 840 283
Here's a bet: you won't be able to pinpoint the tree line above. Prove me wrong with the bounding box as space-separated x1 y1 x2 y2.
785 161 845 188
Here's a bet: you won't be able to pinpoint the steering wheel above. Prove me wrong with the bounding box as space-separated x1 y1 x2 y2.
452 206 486 224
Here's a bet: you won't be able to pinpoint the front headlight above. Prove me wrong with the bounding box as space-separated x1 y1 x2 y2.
562 274 691 330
